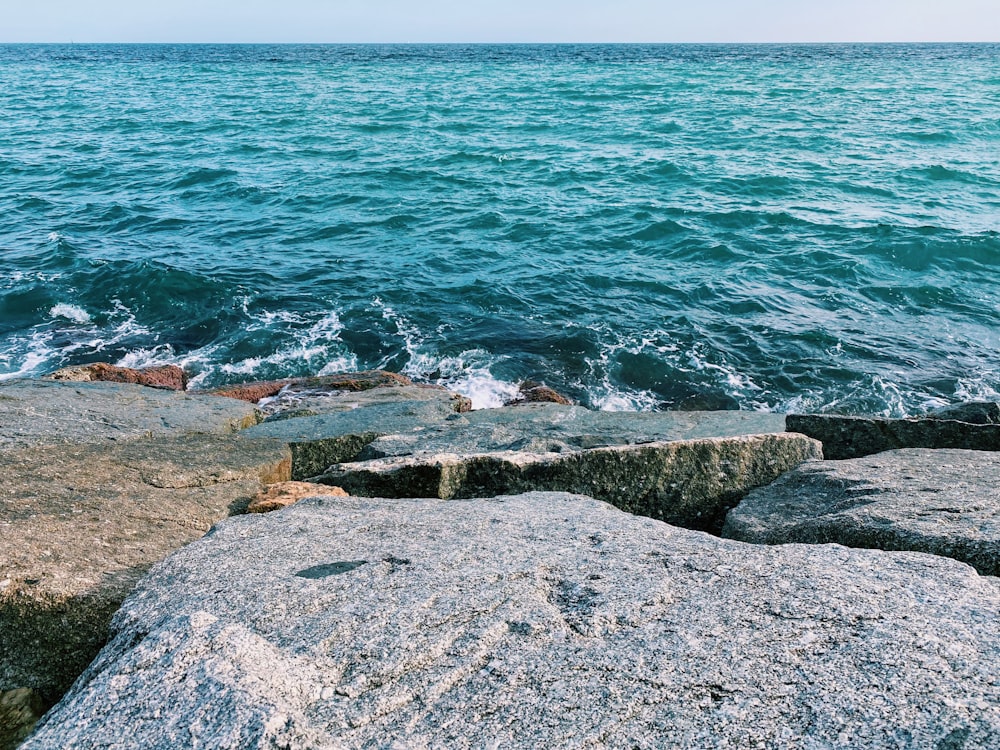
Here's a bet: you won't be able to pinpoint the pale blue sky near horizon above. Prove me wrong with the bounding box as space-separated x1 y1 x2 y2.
4 0 998 43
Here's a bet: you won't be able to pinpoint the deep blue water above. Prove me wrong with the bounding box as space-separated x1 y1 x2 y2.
1 43 998 413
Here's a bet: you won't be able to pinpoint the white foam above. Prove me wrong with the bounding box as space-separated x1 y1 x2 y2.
49 303 91 324
446 367 521 410
0 349 50 381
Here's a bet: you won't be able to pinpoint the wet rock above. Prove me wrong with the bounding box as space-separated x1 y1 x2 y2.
0 379 261 450
24 493 1000 749
247 481 348 514
505 380 572 406
0 434 291 705
0 688 44 750
723 448 1000 575
46 362 189 391
319 432 821 533
786 412 1000 459
203 370 413 403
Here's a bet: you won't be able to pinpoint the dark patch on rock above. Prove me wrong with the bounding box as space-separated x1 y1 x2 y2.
925 401 1000 425
787 412 1000 460
294 561 368 579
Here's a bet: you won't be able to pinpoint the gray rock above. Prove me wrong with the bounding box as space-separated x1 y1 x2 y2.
25 493 1000 749
358 404 788 459
723 448 1000 575
786 413 1000 459
241 399 466 479
244 401 790 483
0 379 261 450
0 434 291 708
320 433 821 533
925 401 1000 425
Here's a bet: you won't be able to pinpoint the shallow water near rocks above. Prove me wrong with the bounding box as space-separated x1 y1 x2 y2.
1 43 998 414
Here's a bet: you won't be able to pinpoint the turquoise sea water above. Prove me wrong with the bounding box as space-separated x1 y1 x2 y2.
1 44 998 413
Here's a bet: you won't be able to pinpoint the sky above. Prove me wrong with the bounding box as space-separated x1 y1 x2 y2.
4 1 998 43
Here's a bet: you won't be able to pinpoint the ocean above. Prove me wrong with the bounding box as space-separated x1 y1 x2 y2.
1 43 998 413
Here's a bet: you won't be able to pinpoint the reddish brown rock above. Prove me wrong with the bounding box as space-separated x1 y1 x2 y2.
247 481 348 513
46 363 188 391
506 380 572 406
205 371 413 403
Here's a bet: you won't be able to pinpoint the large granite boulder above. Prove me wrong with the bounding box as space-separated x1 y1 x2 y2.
786 410 1000 460
723 448 1000 575
355 404 788 459
0 379 286 740
247 405 810 531
0 434 291 709
319 433 821 533
24 493 1000 749
0 379 261 449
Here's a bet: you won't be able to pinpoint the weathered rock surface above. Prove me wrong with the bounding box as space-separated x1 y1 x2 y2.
247 481 348 514
241 398 470 480
45 362 189 391
0 433 291 709
356 404 789 459
786 412 1000 459
25 493 1000 749
0 379 260 449
258 384 472 419
505 380 573 406
723 448 1000 575
0 688 43 750
320 433 821 533
203 370 414 404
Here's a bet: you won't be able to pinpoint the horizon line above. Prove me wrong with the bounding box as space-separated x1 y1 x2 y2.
2 39 997 45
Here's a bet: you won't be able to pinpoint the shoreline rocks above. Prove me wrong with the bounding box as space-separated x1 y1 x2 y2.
5 370 1000 749
318 432 821 533
786 411 1000 460
0 380 288 719
23 493 1000 749
723 448 1000 575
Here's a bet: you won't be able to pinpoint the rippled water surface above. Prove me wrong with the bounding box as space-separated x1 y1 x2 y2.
1 44 998 413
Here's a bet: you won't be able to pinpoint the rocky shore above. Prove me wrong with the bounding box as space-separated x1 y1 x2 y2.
2 366 998 748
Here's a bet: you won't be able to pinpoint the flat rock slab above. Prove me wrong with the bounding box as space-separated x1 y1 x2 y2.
0 380 260 450
257 384 471 419
787 413 1000 460
358 404 789 459
320 433 821 533
25 493 1000 749
244 402 790 482
0 434 291 707
723 448 1000 575
242 399 472 479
